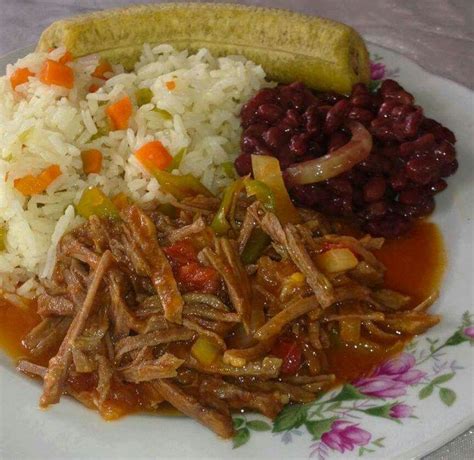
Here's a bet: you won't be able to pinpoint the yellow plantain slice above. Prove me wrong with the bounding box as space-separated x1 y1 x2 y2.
37 3 370 94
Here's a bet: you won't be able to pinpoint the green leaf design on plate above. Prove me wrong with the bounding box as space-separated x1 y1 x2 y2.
305 417 337 440
431 373 455 385
461 311 472 327
233 428 250 449
444 330 468 347
233 417 245 429
330 384 366 402
272 404 309 432
419 384 434 399
364 403 393 419
439 387 456 406
372 437 385 448
358 446 375 456
325 401 342 412
246 420 271 432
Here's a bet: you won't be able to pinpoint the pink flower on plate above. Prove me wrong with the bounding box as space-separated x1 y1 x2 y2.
321 420 371 453
370 61 386 80
390 403 413 419
463 326 474 339
353 353 426 398
354 376 408 398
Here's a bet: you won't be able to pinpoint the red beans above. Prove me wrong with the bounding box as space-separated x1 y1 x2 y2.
289 132 310 156
263 127 288 149
235 79 458 238
429 179 447 194
405 154 440 185
363 176 386 202
347 107 374 124
234 153 252 176
257 103 284 123
324 99 350 134
400 133 435 156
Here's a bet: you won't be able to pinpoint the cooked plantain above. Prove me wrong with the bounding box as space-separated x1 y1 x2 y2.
37 3 370 93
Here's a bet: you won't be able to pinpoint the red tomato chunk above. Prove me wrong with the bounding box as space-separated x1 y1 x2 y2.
271 338 303 375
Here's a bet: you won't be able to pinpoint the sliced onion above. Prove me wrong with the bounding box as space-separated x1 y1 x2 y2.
285 121 373 186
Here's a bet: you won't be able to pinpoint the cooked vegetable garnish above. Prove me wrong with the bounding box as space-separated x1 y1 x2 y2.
271 338 302 375
191 337 221 366
211 178 244 235
152 107 172 120
285 121 372 186
315 248 359 273
88 83 100 93
245 179 276 212
165 80 176 90
111 192 131 210
152 170 213 200
251 155 300 224
81 149 103 175
39 59 74 89
178 262 220 294
92 59 113 79
14 165 61 196
339 319 361 343
135 87 153 106
0 226 7 251
58 50 73 64
106 96 132 130
135 141 173 171
238 179 277 263
76 186 119 219
10 67 35 89
241 229 271 265
166 148 186 172
221 161 236 179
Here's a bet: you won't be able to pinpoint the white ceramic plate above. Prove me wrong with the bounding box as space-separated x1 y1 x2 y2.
0 43 473 460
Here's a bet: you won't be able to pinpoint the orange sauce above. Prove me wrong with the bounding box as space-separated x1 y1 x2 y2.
0 297 40 360
327 220 445 381
374 220 446 306
0 219 446 411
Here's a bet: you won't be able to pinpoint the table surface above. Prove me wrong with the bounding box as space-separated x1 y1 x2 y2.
1 0 472 89
0 1 472 458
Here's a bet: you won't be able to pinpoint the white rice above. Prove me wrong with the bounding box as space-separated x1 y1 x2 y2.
0 44 270 294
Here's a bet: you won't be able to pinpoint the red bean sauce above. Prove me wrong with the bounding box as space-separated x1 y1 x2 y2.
235 80 458 237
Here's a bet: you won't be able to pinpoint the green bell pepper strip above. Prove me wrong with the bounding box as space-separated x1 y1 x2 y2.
239 179 276 263
76 187 120 219
166 148 186 172
221 161 236 179
241 229 271 265
151 169 213 201
244 179 276 212
211 178 244 236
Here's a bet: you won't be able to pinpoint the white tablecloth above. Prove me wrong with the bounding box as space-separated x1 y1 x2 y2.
0 1 472 458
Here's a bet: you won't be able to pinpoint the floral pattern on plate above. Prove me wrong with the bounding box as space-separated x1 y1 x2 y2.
233 311 473 457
